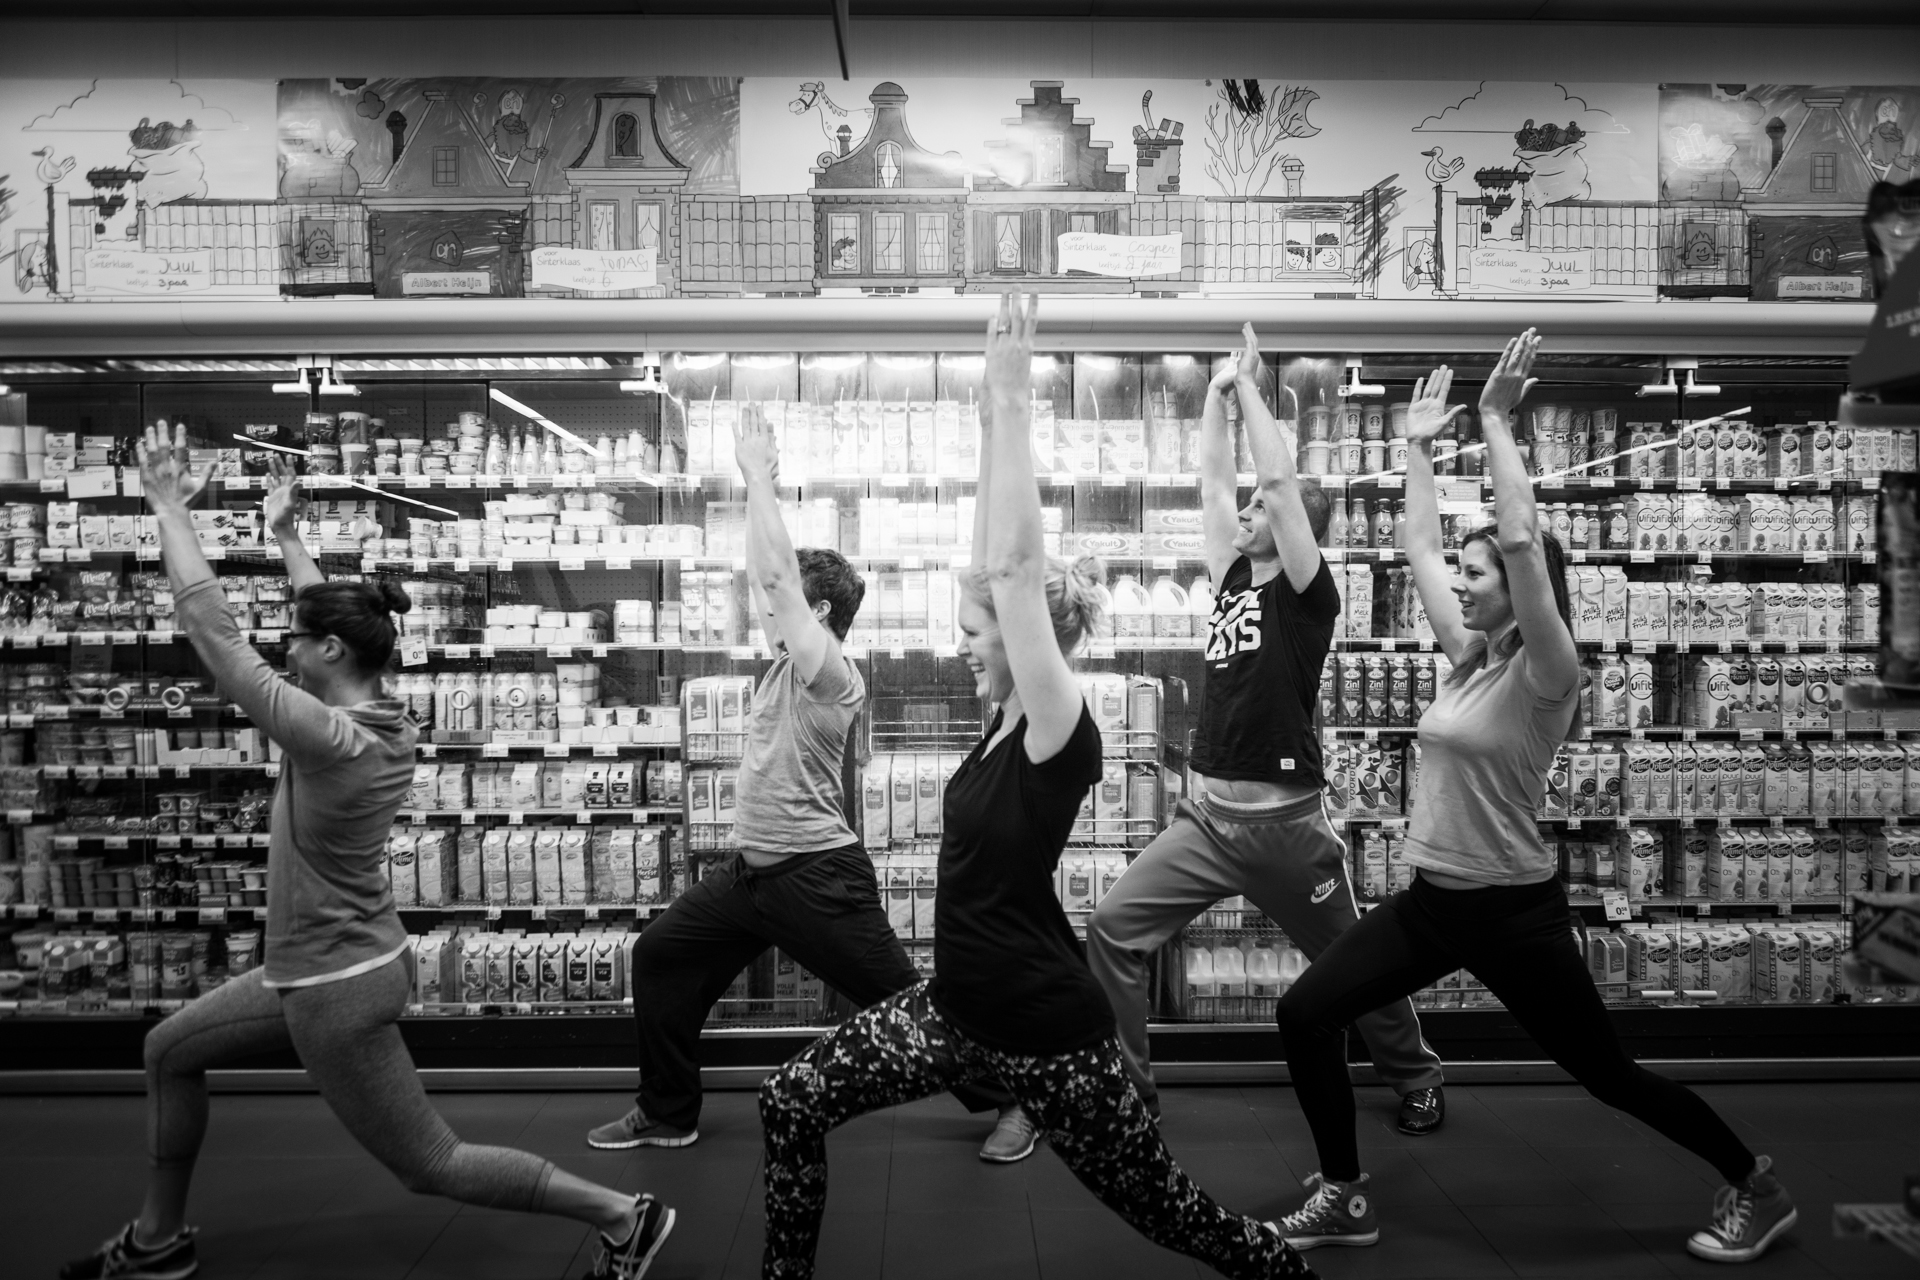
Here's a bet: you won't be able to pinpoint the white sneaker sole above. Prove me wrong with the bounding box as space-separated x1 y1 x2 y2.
588 1129 699 1151
979 1135 1038 1163
1686 1207 1797 1263
1284 1229 1380 1250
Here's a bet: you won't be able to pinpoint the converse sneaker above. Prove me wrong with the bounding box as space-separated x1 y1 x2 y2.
979 1102 1039 1163
587 1194 675 1280
1397 1086 1445 1136
59 1222 198 1280
1275 1172 1379 1250
1687 1156 1796 1263
587 1107 698 1150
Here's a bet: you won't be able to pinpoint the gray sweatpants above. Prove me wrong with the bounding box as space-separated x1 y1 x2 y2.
145 951 556 1212
1087 790 1444 1105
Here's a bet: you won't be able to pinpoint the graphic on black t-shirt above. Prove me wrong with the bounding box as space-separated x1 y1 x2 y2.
1205 583 1264 663
1189 555 1339 786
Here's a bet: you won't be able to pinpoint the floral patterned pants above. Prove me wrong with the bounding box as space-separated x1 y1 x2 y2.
758 981 1314 1280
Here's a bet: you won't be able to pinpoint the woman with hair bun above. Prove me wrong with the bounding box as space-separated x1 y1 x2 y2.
756 296 1312 1280
61 425 674 1280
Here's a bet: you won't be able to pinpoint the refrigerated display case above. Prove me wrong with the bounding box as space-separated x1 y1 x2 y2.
1 335 1916 1082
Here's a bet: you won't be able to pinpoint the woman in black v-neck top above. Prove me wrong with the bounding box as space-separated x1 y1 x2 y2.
756 294 1312 1280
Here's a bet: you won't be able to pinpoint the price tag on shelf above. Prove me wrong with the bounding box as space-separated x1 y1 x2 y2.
575 811 592 824
546 645 574 658
1803 550 1829 563
412 557 430 573
1769 816 1785 828
398 636 428 667
443 644 471 660
1101 475 1127 488
172 765 193 779
559 557 587 572
591 644 609 658
584 905 601 920
1697 902 1713 916
1865 475 1882 490
157 835 181 849
1570 549 1587 563
543 743 569 758
1591 477 1615 488
1715 478 1731 491
507 811 525 825
1865 550 1878 565
1678 477 1702 490
482 743 509 758
1601 890 1632 921
1632 640 1655 654
445 475 473 490
593 743 619 757
1565 817 1583 829
1630 550 1655 563
461 810 479 825
496 558 513 572
54 907 81 923
605 557 632 571
453 558 471 573
405 475 433 489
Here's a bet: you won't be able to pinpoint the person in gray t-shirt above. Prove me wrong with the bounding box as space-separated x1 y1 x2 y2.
589 409 1003 1153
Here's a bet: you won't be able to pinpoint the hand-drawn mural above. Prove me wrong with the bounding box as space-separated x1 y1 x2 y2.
0 79 277 300
0 76 1897 306
276 77 738 299
1658 84 1920 301
1407 82 1655 301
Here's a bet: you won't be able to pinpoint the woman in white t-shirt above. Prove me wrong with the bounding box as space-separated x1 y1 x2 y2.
1271 332 1795 1266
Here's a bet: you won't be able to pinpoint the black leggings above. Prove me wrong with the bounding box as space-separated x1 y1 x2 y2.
1274 874 1756 1186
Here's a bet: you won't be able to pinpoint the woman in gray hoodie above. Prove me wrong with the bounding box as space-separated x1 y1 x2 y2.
62 424 673 1280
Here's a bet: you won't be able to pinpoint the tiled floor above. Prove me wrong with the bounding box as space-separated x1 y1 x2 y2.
10 1082 1916 1278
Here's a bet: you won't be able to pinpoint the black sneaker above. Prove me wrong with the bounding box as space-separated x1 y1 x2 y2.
59 1223 198 1280
1687 1155 1797 1263
588 1194 675 1280
1397 1086 1445 1136
587 1106 698 1150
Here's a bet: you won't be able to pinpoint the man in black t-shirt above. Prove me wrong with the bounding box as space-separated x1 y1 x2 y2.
1087 328 1445 1221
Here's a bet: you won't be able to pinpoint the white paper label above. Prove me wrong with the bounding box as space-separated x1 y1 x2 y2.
1466 248 1592 294
81 248 213 295
1055 232 1182 278
529 246 659 293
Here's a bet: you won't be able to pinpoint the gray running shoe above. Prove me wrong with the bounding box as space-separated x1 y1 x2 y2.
587 1107 698 1150
978 1103 1039 1163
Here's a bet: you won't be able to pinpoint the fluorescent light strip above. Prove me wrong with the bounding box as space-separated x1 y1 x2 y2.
349 481 459 517
488 388 607 459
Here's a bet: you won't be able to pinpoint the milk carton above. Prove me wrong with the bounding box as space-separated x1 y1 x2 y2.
862 755 891 845
1706 927 1750 1003
1754 929 1805 1003
1600 568 1629 642
1573 567 1605 641
1624 655 1656 728
1677 928 1712 992
890 753 918 841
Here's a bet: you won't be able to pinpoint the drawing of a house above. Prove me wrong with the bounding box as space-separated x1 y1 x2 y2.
551 93 689 299
359 89 533 298
809 83 966 294
966 82 1131 292
1741 96 1878 300
1442 172 1658 301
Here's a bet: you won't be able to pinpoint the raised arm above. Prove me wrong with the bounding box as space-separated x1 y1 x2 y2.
1234 324 1321 593
982 293 1084 765
139 423 353 769
264 454 323 595
1481 329 1578 698
737 406 834 683
1401 367 1473 663
1199 360 1241 588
